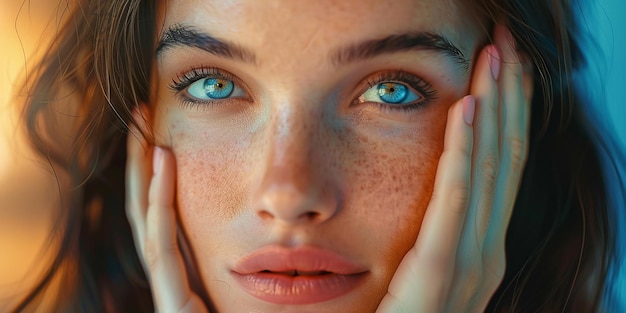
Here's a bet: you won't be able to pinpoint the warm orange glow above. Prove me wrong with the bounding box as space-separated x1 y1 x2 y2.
0 0 65 309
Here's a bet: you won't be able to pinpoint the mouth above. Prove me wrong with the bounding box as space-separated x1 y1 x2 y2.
231 246 368 305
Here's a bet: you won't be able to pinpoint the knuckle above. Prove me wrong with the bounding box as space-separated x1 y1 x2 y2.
445 184 471 214
480 155 499 192
506 137 528 171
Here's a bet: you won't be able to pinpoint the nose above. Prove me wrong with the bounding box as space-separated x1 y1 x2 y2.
255 171 337 224
252 106 338 225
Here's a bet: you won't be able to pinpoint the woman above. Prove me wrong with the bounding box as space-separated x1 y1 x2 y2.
9 0 624 312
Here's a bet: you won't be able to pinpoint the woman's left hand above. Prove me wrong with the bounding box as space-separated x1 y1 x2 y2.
376 25 533 313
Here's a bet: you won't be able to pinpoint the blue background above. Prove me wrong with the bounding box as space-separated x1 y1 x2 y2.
586 0 625 308
594 0 625 144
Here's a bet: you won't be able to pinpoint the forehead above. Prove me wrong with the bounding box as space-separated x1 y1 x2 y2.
159 0 482 62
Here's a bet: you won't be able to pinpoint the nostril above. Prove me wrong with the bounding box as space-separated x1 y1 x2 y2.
257 209 323 223
258 211 274 221
302 211 320 221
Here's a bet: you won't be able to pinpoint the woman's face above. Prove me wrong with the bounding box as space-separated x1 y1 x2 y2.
152 0 484 312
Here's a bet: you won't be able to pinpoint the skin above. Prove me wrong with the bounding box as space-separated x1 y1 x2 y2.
126 1 532 312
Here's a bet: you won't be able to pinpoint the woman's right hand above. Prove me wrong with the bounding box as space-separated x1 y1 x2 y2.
125 120 208 313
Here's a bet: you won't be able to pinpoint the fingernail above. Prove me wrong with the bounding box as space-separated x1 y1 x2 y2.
487 45 501 80
153 146 162 175
463 96 475 125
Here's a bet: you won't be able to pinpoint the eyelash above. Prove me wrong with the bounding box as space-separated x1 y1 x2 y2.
168 67 438 113
357 70 438 113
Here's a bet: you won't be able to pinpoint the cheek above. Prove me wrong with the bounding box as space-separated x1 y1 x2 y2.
338 135 440 252
165 120 253 232
328 109 448 275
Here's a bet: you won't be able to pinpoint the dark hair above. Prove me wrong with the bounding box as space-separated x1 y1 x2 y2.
11 0 624 311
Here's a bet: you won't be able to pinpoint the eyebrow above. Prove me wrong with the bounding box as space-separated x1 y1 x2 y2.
157 24 257 64
157 25 469 71
331 32 469 71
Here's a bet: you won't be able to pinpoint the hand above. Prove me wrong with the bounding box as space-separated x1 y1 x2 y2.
126 122 208 313
376 25 533 313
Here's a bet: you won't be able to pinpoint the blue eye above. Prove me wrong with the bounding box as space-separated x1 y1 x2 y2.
187 77 246 100
169 67 249 106
359 82 421 105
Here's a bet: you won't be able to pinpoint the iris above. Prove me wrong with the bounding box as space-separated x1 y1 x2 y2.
377 83 408 104
203 78 234 99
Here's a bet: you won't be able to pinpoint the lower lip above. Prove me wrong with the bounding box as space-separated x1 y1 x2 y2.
232 271 366 305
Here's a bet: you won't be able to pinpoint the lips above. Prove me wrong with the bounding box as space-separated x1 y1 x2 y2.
231 246 368 305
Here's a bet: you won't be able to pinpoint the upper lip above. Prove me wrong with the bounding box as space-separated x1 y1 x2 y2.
232 245 367 276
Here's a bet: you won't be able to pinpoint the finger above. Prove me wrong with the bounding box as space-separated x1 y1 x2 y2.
144 147 190 312
144 146 197 312
379 95 475 312
462 44 501 250
416 95 475 275
125 111 152 268
449 44 502 309
485 25 532 250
